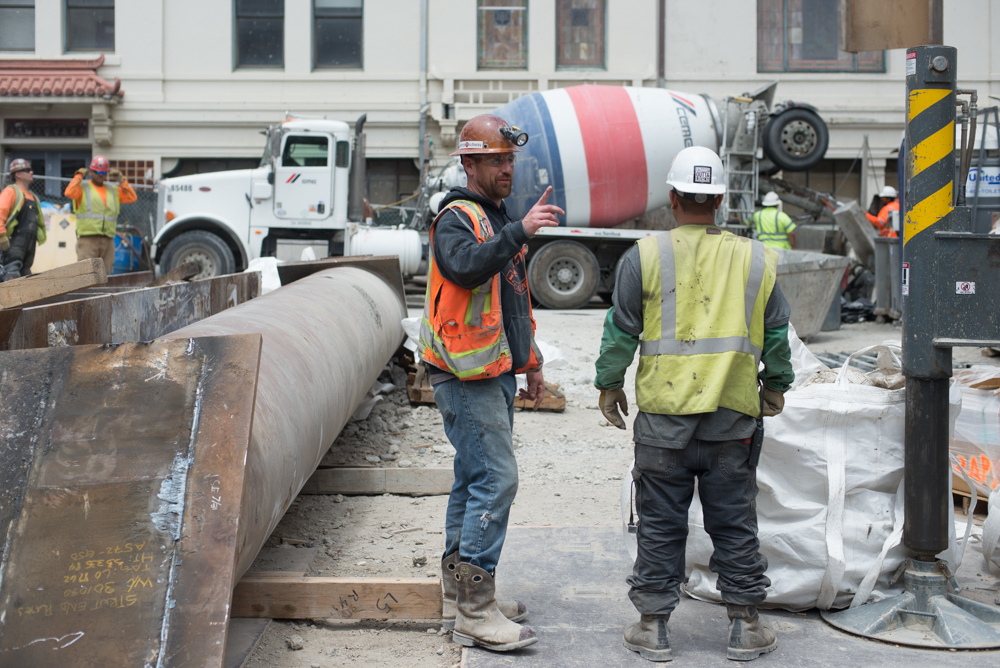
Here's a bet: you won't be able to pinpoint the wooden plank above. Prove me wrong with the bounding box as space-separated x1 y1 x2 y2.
514 382 566 412
231 576 442 620
147 261 200 287
299 467 454 496
407 368 566 412
0 258 106 310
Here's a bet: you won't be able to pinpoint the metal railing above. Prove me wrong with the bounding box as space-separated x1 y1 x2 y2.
0 173 159 242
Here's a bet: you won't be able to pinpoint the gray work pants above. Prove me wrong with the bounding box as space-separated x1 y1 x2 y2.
627 439 770 615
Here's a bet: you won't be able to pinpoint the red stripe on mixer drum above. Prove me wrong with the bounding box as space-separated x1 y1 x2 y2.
565 85 649 228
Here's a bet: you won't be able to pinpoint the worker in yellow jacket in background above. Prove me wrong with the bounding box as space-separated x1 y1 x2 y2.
749 191 796 250
0 158 46 278
64 155 137 273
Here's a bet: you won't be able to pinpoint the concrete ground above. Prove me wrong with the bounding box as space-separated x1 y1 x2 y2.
243 308 1000 668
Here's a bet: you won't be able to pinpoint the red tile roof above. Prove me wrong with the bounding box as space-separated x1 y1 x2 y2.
0 55 123 99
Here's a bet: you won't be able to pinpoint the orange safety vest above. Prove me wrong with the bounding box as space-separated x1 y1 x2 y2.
866 201 899 238
418 199 539 380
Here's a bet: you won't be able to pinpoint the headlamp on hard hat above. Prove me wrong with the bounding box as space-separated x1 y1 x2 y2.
500 126 529 147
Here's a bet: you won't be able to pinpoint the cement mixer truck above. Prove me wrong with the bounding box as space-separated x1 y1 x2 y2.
423 81 829 309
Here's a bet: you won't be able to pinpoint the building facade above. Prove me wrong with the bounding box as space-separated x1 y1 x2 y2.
0 0 997 207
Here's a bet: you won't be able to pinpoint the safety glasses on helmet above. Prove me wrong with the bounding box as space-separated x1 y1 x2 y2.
478 154 517 167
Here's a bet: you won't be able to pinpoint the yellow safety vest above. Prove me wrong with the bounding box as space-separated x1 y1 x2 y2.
635 225 778 417
72 180 120 238
749 207 793 250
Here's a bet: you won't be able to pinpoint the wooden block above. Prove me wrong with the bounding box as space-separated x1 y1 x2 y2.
147 261 200 287
0 258 107 310
299 467 454 496
385 468 454 495
231 576 442 620
513 381 566 412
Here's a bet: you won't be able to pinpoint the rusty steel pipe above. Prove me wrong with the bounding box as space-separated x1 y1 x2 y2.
164 265 406 579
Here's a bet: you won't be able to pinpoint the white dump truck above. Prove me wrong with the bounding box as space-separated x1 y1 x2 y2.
152 115 422 278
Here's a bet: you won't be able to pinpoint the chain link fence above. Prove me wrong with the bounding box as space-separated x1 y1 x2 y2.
1 173 159 242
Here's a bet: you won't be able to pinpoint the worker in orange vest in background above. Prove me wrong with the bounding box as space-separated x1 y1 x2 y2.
0 158 46 278
865 186 899 238
64 155 137 273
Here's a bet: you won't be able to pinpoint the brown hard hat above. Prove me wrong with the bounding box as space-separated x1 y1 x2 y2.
8 158 31 175
451 114 523 156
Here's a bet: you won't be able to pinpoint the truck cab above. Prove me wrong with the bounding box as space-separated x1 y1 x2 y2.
153 117 420 277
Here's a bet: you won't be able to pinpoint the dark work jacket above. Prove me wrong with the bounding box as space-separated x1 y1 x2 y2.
431 187 538 375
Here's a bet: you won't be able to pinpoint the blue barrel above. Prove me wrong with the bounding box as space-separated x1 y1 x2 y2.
113 233 144 274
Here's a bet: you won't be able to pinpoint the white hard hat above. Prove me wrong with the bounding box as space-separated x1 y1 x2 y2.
429 191 447 215
761 191 781 207
666 146 726 200
879 185 897 198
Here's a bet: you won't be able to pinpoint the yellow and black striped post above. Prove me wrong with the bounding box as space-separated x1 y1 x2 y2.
824 46 1000 648
902 45 955 558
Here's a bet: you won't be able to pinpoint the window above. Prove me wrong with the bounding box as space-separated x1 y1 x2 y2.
282 135 329 167
65 0 114 52
758 0 883 73
478 0 527 70
314 0 362 69
0 0 34 51
556 0 604 70
236 0 283 68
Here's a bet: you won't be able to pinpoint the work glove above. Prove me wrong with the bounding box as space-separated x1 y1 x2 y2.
0 234 8 252
762 387 785 417
75 167 88 177
599 388 629 430
108 168 123 182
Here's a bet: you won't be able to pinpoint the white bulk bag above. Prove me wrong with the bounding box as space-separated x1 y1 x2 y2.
621 338 964 612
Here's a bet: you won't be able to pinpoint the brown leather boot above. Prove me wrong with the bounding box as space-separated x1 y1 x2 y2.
452 562 538 651
623 614 673 662
725 605 777 661
441 551 528 629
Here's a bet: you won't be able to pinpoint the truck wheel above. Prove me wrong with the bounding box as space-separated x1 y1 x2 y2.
763 107 829 172
527 241 599 310
160 230 235 278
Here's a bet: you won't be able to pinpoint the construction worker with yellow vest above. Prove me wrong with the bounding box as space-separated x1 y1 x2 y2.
418 113 563 652
64 155 137 273
0 158 46 278
748 191 796 250
594 147 794 662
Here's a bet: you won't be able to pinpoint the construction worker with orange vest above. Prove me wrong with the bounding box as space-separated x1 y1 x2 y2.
0 158 47 278
865 186 899 238
64 155 137 273
418 113 564 652
595 147 794 662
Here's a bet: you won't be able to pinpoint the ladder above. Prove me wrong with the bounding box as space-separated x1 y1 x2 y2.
720 98 762 227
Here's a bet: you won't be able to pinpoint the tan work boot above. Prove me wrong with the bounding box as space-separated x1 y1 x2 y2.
623 614 673 662
725 605 777 661
452 562 538 651
441 551 528 629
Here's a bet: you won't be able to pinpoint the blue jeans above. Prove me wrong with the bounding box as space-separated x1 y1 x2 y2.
434 374 518 574
627 440 770 615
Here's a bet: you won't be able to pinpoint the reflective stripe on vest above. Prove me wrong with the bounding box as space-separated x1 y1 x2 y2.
751 208 791 249
418 200 512 380
74 181 120 237
635 226 777 417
